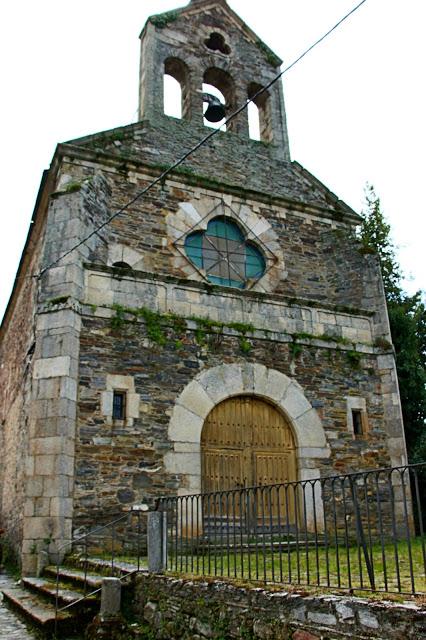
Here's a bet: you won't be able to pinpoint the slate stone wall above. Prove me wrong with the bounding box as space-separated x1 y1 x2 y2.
132 573 426 639
54 156 377 313
0 148 406 564
73 307 391 530
0 212 45 558
70 119 353 218
50 143 406 534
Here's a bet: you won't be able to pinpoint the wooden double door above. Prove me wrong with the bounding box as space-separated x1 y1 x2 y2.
201 396 297 496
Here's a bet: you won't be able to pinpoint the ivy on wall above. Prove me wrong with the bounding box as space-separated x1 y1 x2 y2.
106 304 379 365
109 304 255 354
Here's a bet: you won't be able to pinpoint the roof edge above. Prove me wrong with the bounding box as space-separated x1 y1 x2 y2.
292 160 361 223
140 0 282 67
0 154 60 341
57 140 357 223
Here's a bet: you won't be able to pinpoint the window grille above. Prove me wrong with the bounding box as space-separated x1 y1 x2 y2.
184 216 265 288
113 391 126 420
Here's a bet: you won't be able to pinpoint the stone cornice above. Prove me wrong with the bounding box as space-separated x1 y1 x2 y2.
83 262 375 318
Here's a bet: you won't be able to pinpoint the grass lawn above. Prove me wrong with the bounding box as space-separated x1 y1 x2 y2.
168 536 426 595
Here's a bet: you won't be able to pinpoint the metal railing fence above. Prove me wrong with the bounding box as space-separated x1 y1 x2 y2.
156 463 426 595
54 509 147 636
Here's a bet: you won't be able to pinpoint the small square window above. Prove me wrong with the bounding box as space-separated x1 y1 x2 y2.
352 409 363 437
113 391 126 420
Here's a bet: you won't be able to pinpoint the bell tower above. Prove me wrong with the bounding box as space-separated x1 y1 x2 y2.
138 0 291 161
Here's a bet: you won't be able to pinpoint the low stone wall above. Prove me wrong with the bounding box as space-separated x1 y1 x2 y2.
133 573 426 640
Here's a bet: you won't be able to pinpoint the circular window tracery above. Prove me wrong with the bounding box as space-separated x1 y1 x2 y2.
184 216 265 288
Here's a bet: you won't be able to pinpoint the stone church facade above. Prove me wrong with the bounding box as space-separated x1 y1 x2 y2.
0 0 406 575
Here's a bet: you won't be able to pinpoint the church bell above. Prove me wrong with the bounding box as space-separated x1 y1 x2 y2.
202 92 226 122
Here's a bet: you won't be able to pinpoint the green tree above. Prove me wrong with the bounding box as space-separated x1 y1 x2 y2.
360 185 426 462
360 185 402 302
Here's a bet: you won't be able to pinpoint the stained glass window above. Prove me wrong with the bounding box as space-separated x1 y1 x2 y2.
184 217 265 288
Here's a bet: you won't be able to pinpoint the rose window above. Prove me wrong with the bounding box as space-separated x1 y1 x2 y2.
184 216 266 288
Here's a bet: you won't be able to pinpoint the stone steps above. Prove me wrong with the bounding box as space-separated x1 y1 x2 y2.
1 585 74 634
22 576 98 607
0 561 118 636
1 556 143 636
43 565 104 592
64 556 143 579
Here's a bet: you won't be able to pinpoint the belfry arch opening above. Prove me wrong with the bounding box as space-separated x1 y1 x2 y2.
203 67 236 132
248 101 261 140
164 57 190 119
201 395 297 493
248 82 273 143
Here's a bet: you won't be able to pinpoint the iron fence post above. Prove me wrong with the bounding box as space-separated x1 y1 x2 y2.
349 475 375 590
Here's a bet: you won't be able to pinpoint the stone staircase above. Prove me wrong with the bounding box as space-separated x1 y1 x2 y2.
1 557 141 637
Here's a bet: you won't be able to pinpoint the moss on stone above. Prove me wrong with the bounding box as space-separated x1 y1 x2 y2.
109 305 257 352
47 295 70 306
255 39 281 67
107 304 374 358
292 330 352 347
346 350 363 369
64 181 83 193
289 342 303 359
149 10 179 29
373 336 393 350
239 337 252 354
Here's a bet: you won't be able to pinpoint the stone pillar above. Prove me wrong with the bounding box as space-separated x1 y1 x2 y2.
233 85 250 138
188 69 205 127
22 306 81 575
270 73 291 162
100 578 122 618
148 511 167 573
363 255 408 468
139 24 168 123
21 175 111 575
85 579 127 639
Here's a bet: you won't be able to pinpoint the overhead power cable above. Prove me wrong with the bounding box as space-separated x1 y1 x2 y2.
36 0 367 280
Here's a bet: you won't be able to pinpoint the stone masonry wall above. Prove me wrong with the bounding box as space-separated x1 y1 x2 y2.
55 155 376 313
48 149 405 531
74 305 391 529
19 170 114 574
0 216 45 558
60 153 404 483
133 573 426 640
0 146 404 565
70 121 352 219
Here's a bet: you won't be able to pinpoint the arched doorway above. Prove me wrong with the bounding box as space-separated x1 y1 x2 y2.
201 395 297 493
166 364 329 531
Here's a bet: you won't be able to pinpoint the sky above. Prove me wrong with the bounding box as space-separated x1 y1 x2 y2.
1 0 425 323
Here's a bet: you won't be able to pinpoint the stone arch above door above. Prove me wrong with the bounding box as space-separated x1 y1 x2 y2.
165 363 330 497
